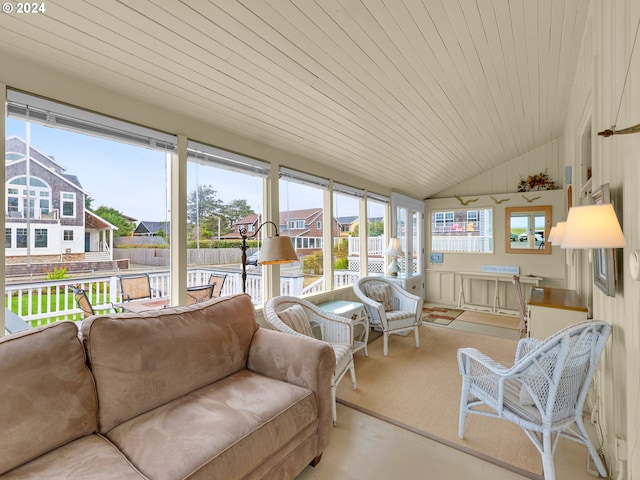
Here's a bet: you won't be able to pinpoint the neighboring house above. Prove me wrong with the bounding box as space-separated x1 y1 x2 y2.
5 137 116 264
133 220 170 237
335 216 384 237
227 209 341 255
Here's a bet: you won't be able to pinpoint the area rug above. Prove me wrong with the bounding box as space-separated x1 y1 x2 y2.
422 305 464 325
337 324 543 479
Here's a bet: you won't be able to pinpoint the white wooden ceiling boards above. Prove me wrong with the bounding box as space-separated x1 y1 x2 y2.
0 0 589 199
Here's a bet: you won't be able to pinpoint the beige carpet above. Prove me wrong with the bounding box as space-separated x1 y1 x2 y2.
337 324 543 479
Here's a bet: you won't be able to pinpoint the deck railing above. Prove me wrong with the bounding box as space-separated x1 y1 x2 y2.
4 268 341 326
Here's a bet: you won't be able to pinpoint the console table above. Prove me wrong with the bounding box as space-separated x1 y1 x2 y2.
456 272 542 314
527 287 588 340
317 300 369 356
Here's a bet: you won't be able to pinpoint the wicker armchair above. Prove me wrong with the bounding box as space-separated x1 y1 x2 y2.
353 277 423 356
264 296 357 426
458 320 611 480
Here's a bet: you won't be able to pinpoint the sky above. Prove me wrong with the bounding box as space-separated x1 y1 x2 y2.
6 117 379 221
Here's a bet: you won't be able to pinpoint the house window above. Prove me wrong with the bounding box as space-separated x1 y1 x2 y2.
61 192 75 217
5 228 11 248
63 230 74 241
248 224 255 232
16 228 27 248
431 208 494 253
34 229 48 248
287 219 305 229
317 221 321 229
6 177 51 219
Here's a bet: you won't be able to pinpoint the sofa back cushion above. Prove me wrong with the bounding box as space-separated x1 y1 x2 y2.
0 321 98 475
81 294 259 433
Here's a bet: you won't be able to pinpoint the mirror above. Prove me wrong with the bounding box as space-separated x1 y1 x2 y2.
505 206 552 254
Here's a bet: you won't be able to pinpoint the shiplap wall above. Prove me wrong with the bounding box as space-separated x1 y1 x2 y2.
430 137 564 198
563 1 640 477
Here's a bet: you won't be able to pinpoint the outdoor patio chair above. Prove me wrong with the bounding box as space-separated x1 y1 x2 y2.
353 277 422 356
118 273 157 302
458 320 611 480
71 287 95 319
208 273 227 298
264 296 357 426
186 284 215 305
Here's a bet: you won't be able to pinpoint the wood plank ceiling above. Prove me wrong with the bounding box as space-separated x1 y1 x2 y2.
0 0 589 199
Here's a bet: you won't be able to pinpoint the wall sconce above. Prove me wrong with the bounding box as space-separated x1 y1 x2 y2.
384 237 405 277
560 204 625 249
548 221 567 245
239 221 298 293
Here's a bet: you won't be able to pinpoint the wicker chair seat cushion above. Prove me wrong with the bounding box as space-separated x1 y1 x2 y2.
384 310 417 322
331 343 353 377
364 284 393 311
278 304 314 337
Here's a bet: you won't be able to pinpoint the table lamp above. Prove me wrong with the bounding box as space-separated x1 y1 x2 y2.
384 237 405 277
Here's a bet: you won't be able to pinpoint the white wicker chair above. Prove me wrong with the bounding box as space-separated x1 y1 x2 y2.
263 296 357 426
458 320 611 480
353 277 423 357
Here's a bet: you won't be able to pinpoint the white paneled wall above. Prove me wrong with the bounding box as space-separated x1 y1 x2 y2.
563 2 640 478
431 137 564 198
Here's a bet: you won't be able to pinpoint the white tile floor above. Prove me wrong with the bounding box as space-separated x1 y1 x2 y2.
296 404 607 480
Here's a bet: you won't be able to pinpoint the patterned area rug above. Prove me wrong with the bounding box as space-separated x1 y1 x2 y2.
422 305 464 325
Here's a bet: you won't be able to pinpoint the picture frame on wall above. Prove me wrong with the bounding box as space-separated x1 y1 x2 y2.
591 183 616 297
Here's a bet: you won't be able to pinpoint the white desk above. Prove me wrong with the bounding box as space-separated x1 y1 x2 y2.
456 272 542 314
317 300 369 356
527 287 588 339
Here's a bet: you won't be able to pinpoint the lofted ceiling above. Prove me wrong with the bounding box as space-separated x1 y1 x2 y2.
0 0 589 199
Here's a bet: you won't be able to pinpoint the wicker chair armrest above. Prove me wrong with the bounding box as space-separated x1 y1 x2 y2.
457 347 509 376
306 309 353 345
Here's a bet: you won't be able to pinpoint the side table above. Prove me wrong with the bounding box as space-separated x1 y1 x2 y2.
317 300 369 356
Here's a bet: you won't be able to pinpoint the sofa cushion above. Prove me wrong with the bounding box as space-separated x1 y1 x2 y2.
0 321 98 476
81 294 259 433
0 435 147 479
105 369 318 480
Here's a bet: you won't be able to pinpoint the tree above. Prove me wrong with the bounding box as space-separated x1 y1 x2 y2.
369 220 384 237
219 199 255 231
187 185 224 224
93 206 135 237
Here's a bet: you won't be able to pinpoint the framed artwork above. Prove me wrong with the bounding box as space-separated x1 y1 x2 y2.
591 183 616 297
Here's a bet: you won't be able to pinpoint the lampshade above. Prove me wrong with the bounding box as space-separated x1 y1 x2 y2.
548 221 567 245
384 237 405 257
561 204 626 249
258 235 298 264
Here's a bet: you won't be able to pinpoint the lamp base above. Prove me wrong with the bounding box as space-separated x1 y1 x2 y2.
387 258 400 277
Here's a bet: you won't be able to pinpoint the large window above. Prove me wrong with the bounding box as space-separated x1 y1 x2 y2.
430 207 493 253
186 141 267 301
280 168 327 294
367 194 388 275
333 183 363 287
6 90 175 314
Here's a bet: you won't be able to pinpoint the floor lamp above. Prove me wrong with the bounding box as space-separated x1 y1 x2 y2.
239 221 298 293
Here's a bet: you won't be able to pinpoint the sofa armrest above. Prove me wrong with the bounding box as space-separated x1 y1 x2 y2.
247 327 335 455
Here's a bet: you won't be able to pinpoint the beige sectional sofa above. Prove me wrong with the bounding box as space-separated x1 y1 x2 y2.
0 294 335 479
